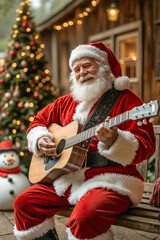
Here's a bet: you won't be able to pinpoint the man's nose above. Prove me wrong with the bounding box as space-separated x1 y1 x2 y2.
80 68 87 76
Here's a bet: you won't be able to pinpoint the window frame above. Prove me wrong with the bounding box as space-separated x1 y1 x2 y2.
89 21 143 97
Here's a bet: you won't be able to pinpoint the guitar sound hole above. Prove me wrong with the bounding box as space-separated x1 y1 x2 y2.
56 139 66 155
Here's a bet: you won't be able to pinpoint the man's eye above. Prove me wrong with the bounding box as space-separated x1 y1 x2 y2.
85 64 91 68
75 69 80 73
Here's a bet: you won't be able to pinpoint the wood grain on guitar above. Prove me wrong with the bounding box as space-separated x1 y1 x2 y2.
29 100 159 185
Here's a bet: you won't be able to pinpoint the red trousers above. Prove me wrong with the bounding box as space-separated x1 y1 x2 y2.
14 183 131 239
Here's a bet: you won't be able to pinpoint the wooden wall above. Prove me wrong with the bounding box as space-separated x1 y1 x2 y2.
39 0 160 123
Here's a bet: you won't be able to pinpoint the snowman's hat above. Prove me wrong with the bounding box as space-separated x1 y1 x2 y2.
0 141 19 154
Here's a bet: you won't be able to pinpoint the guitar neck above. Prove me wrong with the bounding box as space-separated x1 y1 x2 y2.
65 111 129 149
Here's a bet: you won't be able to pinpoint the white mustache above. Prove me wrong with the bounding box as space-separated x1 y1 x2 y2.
79 74 95 83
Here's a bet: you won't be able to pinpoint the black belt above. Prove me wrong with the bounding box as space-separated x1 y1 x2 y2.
86 151 120 167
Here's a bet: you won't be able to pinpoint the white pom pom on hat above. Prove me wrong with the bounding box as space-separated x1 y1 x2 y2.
69 42 129 90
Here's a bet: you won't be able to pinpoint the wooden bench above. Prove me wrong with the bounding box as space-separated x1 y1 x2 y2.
57 125 160 234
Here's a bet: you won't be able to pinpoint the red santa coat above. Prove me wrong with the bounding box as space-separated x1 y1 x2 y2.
27 89 155 206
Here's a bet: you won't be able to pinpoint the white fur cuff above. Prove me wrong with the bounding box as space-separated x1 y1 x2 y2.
14 218 55 240
98 129 139 166
27 126 53 156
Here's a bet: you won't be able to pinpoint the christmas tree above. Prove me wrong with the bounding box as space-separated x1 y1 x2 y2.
0 0 58 172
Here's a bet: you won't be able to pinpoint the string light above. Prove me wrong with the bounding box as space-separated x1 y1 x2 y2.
26 46 30 50
40 44 45 48
20 152 24 156
29 117 34 122
21 52 26 56
16 74 20 79
45 69 49 74
29 102 34 107
23 68 28 72
12 129 17 134
26 87 31 92
35 76 39 80
26 28 31 32
12 63 17 68
53 0 100 31
17 120 21 125
34 34 39 40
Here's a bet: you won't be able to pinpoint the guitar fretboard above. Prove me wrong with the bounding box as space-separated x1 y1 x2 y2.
65 111 129 149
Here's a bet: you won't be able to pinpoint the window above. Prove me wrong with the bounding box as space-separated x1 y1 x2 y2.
89 21 142 97
116 32 138 82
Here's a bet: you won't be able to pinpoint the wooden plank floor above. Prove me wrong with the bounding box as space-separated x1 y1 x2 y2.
1 210 160 240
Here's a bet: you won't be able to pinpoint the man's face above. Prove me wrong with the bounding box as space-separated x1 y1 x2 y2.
72 57 98 84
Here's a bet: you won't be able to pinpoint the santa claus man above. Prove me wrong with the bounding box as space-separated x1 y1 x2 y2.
13 42 155 240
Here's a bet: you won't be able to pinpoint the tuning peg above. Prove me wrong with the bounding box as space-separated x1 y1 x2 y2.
149 118 154 123
142 119 147 125
137 121 142 126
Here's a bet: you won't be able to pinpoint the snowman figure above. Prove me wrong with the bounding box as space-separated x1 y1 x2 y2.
0 140 31 210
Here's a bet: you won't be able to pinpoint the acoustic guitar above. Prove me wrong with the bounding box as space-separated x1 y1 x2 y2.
29 100 159 184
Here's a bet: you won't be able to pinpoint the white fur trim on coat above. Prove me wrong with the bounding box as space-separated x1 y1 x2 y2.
73 101 95 125
98 129 139 166
114 76 129 91
14 217 55 240
66 227 114 240
53 169 144 206
69 45 108 69
27 126 53 156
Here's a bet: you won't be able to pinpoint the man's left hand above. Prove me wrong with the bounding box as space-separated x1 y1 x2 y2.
96 117 118 147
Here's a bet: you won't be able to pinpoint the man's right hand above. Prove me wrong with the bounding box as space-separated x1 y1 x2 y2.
37 137 56 156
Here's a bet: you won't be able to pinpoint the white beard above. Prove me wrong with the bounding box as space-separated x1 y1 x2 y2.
69 66 113 103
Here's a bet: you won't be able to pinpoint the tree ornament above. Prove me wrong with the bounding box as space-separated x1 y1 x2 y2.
5 72 12 81
32 66 36 70
0 67 5 73
23 15 28 21
30 41 35 46
1 112 7 119
24 102 30 108
9 100 14 105
20 60 27 67
0 130 4 135
15 43 21 50
21 22 28 28
22 34 26 38
4 92 12 100
17 102 24 109
33 91 39 99
9 50 16 58
8 40 15 47
42 71 47 77
13 85 20 98
20 124 26 132
0 79 4 84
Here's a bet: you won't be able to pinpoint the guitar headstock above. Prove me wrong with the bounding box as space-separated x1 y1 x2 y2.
129 100 159 122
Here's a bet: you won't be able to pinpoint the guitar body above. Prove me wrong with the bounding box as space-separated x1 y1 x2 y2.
28 100 159 185
29 121 88 184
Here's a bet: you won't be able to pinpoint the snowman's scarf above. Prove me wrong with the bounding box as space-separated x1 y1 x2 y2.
0 167 21 178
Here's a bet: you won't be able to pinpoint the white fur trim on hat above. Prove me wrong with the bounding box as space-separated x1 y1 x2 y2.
69 44 108 69
114 76 130 90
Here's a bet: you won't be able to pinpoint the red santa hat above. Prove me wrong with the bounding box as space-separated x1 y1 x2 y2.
0 140 19 154
69 42 129 90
